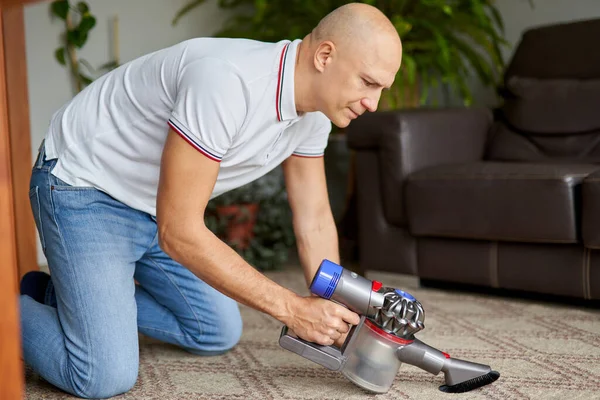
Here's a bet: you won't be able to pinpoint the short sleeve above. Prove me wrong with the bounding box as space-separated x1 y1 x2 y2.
292 112 332 158
168 59 246 162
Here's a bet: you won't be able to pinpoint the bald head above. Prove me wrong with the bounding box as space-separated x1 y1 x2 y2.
311 3 401 52
294 3 403 128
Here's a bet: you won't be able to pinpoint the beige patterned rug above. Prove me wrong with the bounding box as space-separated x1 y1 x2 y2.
25 266 600 399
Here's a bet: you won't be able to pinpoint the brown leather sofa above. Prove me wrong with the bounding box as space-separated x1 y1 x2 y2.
346 18 600 301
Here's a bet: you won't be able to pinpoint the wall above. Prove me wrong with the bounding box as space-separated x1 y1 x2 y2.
24 0 600 266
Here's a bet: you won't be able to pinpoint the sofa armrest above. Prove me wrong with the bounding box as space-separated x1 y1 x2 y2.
346 107 492 226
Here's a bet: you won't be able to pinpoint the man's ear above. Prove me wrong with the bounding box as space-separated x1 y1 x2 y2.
313 41 335 73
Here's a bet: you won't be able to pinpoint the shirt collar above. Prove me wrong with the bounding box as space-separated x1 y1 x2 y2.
275 39 301 122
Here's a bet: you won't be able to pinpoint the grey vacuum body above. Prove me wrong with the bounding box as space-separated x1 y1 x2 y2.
279 260 500 394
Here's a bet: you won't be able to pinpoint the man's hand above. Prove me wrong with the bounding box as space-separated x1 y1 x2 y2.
284 296 360 346
333 330 350 348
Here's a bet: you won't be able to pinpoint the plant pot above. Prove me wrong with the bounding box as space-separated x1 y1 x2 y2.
216 203 259 251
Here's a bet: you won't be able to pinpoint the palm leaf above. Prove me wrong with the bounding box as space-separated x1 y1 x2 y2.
172 0 207 25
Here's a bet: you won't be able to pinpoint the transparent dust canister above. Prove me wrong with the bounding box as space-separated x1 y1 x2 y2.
341 318 412 393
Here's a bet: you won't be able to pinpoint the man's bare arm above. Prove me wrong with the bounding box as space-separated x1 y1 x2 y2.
283 154 340 287
156 130 358 345
157 129 299 320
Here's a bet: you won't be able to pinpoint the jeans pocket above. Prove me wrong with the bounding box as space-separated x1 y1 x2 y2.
29 186 46 252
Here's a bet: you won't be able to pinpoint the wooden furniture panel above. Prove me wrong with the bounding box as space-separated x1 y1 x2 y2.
0 1 43 398
4 4 37 279
0 4 25 398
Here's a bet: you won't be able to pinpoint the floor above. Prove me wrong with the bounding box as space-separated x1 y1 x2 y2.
24 265 600 399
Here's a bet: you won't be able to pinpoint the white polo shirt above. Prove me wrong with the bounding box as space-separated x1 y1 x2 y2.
43 38 331 216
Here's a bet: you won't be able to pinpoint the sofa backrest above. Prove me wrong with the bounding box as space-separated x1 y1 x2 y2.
486 18 600 163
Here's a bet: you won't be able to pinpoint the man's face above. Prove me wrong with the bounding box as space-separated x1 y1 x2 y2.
315 40 401 128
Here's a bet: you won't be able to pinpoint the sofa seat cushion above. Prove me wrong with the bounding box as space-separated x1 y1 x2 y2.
405 162 599 243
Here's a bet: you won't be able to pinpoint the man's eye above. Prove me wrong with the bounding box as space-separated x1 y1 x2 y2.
363 79 373 87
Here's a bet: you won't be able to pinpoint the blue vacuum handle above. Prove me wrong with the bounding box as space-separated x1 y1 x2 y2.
309 260 385 317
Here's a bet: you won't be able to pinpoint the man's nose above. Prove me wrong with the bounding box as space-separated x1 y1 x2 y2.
361 92 381 112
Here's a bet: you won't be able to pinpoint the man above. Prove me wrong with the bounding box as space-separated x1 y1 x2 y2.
20 2 402 398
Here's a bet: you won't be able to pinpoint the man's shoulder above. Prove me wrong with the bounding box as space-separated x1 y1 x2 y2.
179 37 289 83
181 37 274 53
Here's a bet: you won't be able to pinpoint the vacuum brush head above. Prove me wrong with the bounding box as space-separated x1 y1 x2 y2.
431 350 502 393
439 370 500 393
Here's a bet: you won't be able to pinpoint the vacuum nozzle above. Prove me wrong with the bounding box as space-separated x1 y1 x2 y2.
396 338 500 393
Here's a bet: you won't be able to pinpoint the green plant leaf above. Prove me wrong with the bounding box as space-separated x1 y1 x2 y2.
79 73 93 86
172 0 207 25
67 29 88 48
51 0 69 20
54 47 66 65
391 15 412 36
78 15 96 35
448 34 492 85
170 0 510 110
419 69 429 105
488 4 505 34
98 61 119 71
76 1 89 14
253 0 267 23
217 0 245 9
78 58 96 75
402 54 417 84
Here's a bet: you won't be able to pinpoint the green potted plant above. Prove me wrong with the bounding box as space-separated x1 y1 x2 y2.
171 1 513 241
205 168 296 271
172 0 512 109
50 0 119 94
205 182 260 252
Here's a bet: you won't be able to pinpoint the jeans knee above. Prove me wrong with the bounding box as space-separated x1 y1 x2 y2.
215 311 243 352
73 359 138 399
186 309 243 356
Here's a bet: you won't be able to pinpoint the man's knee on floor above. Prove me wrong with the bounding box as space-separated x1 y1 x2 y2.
185 311 243 356
72 357 138 399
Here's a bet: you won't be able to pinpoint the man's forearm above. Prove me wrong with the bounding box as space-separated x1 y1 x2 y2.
160 224 299 324
294 211 340 287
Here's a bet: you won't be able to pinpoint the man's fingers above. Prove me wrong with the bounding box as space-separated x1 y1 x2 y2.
330 302 361 326
326 329 342 340
318 334 335 346
342 310 361 325
335 322 350 334
306 331 332 346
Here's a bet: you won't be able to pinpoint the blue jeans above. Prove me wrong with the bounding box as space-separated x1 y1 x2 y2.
21 145 243 399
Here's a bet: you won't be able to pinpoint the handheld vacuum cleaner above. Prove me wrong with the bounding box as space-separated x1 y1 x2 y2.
279 260 500 394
